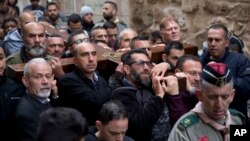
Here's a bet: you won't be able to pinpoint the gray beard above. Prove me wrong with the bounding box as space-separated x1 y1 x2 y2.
26 45 45 57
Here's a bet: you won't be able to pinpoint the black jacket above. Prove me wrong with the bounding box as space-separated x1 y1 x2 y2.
0 76 25 140
57 69 112 126
86 126 135 141
15 94 51 141
111 77 168 141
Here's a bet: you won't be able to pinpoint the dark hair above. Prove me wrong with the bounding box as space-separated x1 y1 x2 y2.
99 100 128 125
48 33 62 38
130 35 149 49
176 55 201 70
150 30 163 44
164 41 183 55
121 48 149 65
103 21 117 30
229 33 244 54
91 26 107 41
104 1 117 11
46 2 58 10
207 23 229 40
36 107 88 141
91 25 106 35
0 0 6 3
2 18 18 29
67 29 88 46
67 13 83 26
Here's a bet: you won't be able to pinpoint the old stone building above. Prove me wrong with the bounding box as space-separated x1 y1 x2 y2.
18 0 250 56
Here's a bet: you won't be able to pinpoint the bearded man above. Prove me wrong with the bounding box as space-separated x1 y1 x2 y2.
6 22 47 65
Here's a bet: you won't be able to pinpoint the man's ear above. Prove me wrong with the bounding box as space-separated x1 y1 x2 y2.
96 120 102 131
22 76 29 88
230 89 236 103
162 54 167 62
123 64 131 75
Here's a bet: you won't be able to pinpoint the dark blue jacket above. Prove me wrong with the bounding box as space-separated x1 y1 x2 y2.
200 48 250 117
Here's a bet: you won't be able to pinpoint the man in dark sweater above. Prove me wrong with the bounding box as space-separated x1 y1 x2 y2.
57 42 111 126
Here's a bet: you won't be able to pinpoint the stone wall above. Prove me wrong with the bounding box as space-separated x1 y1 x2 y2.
129 0 250 57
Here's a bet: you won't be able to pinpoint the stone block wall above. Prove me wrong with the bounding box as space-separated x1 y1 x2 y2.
129 0 250 57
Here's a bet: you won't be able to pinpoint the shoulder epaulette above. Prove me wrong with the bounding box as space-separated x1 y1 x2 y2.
229 109 246 123
179 114 199 128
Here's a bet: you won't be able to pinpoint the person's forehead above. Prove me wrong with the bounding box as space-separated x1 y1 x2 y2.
94 29 107 34
208 28 225 36
131 53 149 60
48 37 64 42
103 3 113 9
73 33 88 40
107 28 118 33
169 48 184 55
25 23 44 33
75 43 95 52
134 40 151 46
182 60 202 70
48 5 58 10
122 32 136 39
29 63 52 73
69 21 81 26
5 20 17 25
166 20 179 28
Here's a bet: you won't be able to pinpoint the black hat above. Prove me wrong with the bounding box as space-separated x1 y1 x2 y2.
202 62 232 87
229 33 244 53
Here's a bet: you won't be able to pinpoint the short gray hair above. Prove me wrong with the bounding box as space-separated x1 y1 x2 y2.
23 58 49 77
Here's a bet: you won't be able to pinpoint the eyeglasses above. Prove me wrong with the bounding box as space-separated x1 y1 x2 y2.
129 60 153 68
72 38 90 45
186 71 201 78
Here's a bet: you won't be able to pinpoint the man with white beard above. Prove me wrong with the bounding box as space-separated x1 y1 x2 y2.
6 22 47 65
14 58 56 141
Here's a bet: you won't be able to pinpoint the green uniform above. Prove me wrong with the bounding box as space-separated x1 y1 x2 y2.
168 109 245 141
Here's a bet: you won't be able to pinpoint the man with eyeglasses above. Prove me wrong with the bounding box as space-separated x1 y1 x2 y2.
111 49 186 141
57 42 111 126
64 29 89 58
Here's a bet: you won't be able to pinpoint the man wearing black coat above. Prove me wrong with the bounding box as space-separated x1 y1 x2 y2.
57 42 111 126
14 58 55 141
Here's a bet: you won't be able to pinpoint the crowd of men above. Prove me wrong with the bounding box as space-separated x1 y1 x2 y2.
0 0 250 141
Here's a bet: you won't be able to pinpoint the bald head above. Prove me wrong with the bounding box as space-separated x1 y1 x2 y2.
73 42 97 78
18 12 36 28
22 22 47 58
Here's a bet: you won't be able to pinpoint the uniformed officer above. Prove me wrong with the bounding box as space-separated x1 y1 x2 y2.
168 62 245 141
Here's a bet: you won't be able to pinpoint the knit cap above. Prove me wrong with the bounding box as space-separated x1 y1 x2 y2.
80 5 94 17
202 62 232 87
